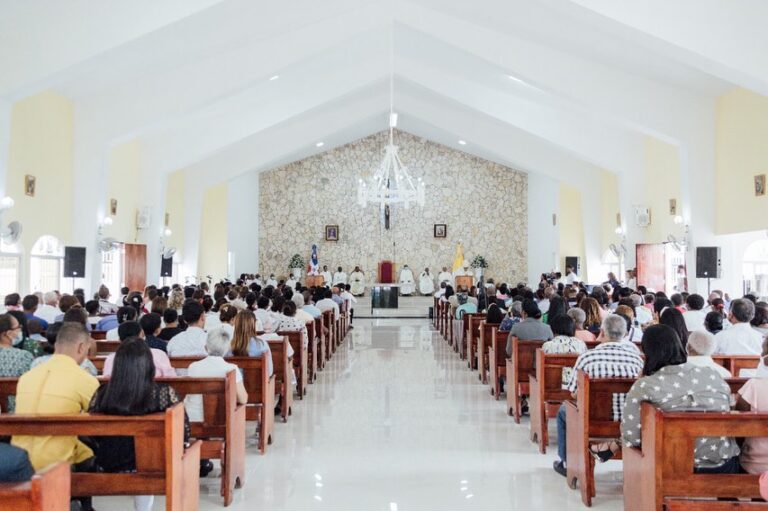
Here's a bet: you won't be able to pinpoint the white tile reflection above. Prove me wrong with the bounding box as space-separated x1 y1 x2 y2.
95 318 623 511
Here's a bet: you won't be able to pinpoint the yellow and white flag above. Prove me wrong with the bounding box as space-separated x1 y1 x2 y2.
452 242 464 272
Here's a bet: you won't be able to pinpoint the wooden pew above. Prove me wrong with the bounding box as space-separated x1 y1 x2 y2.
0 404 201 511
433 297 439 328
169 356 275 454
158 373 245 506
90 330 107 340
565 371 636 507
439 301 448 339
477 321 500 384
465 313 486 370
505 337 546 416
712 354 760 376
313 317 326 371
0 461 70 511
624 399 764 511
305 320 318 383
267 337 294 422
321 310 335 360
278 330 308 399
95 340 120 354
488 327 509 399
528 350 580 453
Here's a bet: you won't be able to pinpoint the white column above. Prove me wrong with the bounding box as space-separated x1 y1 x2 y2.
181 176 205 284
227 172 260 277
527 173 558 285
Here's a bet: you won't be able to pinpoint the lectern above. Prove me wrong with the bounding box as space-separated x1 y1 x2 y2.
306 275 325 288
455 276 474 291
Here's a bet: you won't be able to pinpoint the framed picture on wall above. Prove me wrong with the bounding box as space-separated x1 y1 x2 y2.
434 223 447 238
325 225 339 241
755 174 766 197
24 175 36 197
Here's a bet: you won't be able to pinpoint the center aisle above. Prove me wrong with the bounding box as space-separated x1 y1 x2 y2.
110 318 625 510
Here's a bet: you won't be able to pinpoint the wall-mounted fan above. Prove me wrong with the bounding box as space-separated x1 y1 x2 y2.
162 247 177 259
609 243 627 259
666 234 686 252
99 237 121 253
0 221 22 244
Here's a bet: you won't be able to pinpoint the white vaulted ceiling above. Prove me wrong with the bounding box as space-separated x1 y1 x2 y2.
1 0 757 183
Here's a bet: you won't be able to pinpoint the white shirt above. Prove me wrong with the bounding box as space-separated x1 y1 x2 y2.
635 306 653 325
437 271 452 284
626 278 637 291
98 299 119 314
316 298 340 320
687 356 732 378
36 304 60 324
683 310 707 332
333 272 347 285
204 311 222 332
255 309 273 332
566 272 581 284
295 308 314 325
434 288 445 298
185 356 243 422
167 326 208 357
714 322 763 355
340 290 357 310
266 278 277 287
320 271 332 285
106 327 119 341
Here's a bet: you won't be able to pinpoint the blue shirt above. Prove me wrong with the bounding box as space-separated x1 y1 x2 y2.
96 315 118 331
229 337 273 376
24 314 48 330
303 305 322 318
455 303 477 320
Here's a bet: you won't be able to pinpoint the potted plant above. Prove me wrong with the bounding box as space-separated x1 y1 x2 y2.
288 254 305 279
470 255 488 279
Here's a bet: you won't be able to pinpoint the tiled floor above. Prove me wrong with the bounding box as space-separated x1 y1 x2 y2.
96 319 624 510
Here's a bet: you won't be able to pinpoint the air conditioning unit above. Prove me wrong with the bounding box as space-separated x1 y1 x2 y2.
136 207 151 230
634 206 651 228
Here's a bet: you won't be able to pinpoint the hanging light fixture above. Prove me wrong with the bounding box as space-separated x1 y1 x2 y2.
357 29 424 209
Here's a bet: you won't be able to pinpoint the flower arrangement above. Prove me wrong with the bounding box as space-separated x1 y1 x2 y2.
288 254 305 269
470 255 488 269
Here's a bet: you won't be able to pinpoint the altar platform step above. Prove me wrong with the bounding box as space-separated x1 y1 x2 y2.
353 295 432 319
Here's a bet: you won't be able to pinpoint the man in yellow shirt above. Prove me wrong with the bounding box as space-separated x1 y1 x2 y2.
12 322 98 509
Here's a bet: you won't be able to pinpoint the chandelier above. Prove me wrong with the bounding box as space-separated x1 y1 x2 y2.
357 61 425 209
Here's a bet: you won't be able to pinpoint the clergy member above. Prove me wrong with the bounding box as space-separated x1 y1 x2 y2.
419 268 435 295
437 266 452 286
399 265 415 296
286 275 298 290
333 266 347 286
266 274 278 287
349 266 365 296
320 265 332 287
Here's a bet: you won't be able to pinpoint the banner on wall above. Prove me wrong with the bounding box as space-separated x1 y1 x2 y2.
308 244 319 275
452 242 464 272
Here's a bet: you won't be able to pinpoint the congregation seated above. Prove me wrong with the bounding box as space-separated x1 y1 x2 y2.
277 301 309 348
6 310 44 358
316 288 340 320
231 310 273 375
21 294 49 330
553 315 643 476
167 300 207 357
0 443 35 483
0 313 34 412
621 324 740 473
658 308 690 349
13 322 99 510
139 312 168 352
158 308 183 341
454 293 477 320
541 315 587 355
686 330 731 377
88 339 198 511
34 291 60 324
499 301 521 332
567 308 596 343
735 337 768 474
102 321 175 377
505 299 553 357
715 298 763 354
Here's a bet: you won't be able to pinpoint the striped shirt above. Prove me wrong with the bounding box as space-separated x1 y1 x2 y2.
566 341 644 420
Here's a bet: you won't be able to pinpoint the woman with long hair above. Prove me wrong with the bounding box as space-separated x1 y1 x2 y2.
231 310 273 376
543 296 567 325
579 297 602 334
485 303 504 325
88 339 195 511
659 307 690 349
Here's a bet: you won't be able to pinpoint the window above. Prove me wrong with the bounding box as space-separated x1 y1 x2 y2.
101 246 124 297
30 235 67 293
601 249 625 284
0 239 21 300
743 240 768 301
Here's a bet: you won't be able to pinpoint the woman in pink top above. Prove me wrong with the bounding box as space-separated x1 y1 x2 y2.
567 308 596 343
102 321 176 378
736 337 768 474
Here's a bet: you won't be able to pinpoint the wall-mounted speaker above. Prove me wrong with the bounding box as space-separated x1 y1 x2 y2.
63 246 86 278
160 256 173 277
696 246 721 279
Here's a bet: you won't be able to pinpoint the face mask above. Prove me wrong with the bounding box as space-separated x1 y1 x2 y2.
11 330 23 346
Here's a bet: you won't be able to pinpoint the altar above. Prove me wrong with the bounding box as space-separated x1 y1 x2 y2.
370 283 399 311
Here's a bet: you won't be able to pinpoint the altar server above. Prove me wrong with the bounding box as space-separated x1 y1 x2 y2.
437 266 453 286
399 265 415 296
320 266 332 287
333 266 347 286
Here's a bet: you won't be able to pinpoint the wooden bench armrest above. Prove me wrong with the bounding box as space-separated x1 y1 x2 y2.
179 439 202 511
0 461 71 511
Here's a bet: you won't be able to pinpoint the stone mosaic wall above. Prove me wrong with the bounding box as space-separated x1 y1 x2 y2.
258 130 527 284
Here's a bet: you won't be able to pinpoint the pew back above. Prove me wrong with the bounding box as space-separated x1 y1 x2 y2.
0 461 70 511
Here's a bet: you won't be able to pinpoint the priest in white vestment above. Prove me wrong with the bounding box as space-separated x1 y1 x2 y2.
349 266 365 296
399 265 415 295
419 268 435 295
333 267 348 286
437 266 452 286
320 266 332 287
266 274 278 287
286 276 298 290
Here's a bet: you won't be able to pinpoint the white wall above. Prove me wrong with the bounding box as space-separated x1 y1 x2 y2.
527 172 558 284
227 171 260 277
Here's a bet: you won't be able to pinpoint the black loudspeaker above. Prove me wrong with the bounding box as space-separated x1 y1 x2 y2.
565 256 580 272
696 247 721 279
63 246 86 278
160 256 173 277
